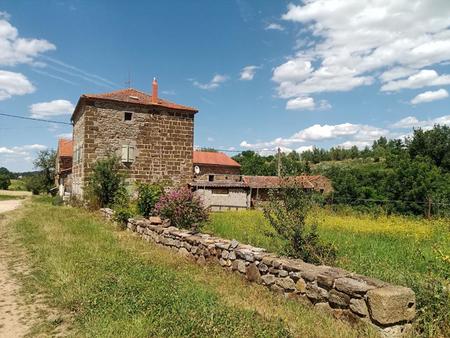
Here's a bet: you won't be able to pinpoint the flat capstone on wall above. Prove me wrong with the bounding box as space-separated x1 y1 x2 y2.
100 208 416 338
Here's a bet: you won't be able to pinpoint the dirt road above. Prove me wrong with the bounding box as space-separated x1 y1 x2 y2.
0 199 23 213
0 199 35 338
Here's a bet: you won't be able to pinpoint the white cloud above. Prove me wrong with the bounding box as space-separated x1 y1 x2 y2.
286 97 331 111
274 0 450 104
29 99 74 119
240 65 259 81
392 114 450 129
381 70 450 92
0 13 55 66
193 74 229 90
57 132 72 139
296 145 314 153
286 97 315 110
411 88 448 104
265 23 284 31
0 144 48 171
240 122 388 151
0 70 35 100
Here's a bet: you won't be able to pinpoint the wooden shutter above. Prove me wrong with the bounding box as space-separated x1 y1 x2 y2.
128 146 135 162
121 145 128 162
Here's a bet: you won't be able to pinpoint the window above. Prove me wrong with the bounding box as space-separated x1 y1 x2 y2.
124 112 133 121
121 145 135 163
212 188 229 195
208 175 214 182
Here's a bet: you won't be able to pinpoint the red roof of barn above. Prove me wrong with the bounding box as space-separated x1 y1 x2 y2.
193 151 241 167
57 138 73 157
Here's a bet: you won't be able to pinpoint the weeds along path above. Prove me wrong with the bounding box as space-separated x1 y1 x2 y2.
0 200 66 337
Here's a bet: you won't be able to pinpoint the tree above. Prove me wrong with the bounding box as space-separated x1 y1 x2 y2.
33 149 56 193
263 181 336 264
0 173 11 190
85 155 127 208
408 125 450 172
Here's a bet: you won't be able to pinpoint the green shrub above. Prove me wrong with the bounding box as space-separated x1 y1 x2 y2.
155 187 208 231
137 183 163 217
0 173 11 190
24 175 45 195
113 206 134 229
263 181 336 264
51 195 64 206
85 155 127 208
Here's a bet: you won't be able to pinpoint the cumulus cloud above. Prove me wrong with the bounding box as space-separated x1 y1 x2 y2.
0 70 35 100
240 122 388 152
274 0 450 104
265 23 284 31
381 70 450 92
391 114 450 129
411 88 448 104
240 65 259 81
193 74 229 90
286 97 331 111
0 13 55 66
0 144 48 171
29 99 74 119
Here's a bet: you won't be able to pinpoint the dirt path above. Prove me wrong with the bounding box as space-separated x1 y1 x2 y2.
0 199 60 338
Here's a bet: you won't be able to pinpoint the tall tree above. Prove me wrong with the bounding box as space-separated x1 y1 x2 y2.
34 149 56 193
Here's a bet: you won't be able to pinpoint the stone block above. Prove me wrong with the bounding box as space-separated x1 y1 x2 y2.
258 263 269 273
328 289 350 308
246 263 261 283
349 298 368 317
367 286 415 325
295 278 307 293
335 277 375 297
149 216 162 224
306 284 328 303
261 274 276 286
275 277 296 292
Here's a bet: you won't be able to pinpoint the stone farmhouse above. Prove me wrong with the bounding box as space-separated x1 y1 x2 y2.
55 78 332 207
69 79 197 196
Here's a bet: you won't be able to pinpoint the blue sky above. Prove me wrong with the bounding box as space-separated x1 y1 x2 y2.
1 0 450 171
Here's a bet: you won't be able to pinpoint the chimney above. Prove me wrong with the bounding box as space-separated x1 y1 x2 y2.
152 77 158 103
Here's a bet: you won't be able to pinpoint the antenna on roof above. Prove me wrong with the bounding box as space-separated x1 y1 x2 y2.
125 70 132 88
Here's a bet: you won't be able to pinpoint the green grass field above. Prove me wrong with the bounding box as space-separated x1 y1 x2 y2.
3 198 376 338
8 179 27 191
0 194 26 201
204 208 450 337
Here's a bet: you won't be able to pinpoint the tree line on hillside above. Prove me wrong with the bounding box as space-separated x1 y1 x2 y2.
232 125 450 217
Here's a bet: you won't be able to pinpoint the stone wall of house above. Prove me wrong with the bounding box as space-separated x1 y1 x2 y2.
72 104 86 196
100 208 416 337
194 187 249 210
72 100 194 196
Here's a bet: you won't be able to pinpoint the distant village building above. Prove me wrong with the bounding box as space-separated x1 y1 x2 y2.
70 79 197 196
55 138 73 196
190 151 332 210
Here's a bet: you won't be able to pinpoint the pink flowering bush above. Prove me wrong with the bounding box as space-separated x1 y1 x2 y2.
155 187 209 231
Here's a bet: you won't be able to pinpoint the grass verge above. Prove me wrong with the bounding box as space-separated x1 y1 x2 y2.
7 197 375 338
204 209 450 337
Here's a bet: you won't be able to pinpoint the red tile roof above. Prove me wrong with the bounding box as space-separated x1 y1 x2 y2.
81 88 198 113
57 138 73 157
193 151 241 167
243 175 317 189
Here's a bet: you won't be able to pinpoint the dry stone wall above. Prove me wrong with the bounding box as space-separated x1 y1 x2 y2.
100 208 416 337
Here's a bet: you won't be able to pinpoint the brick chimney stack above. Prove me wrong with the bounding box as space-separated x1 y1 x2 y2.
152 77 158 103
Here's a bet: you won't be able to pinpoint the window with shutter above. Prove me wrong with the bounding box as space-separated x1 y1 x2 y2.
121 145 128 162
128 146 135 162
